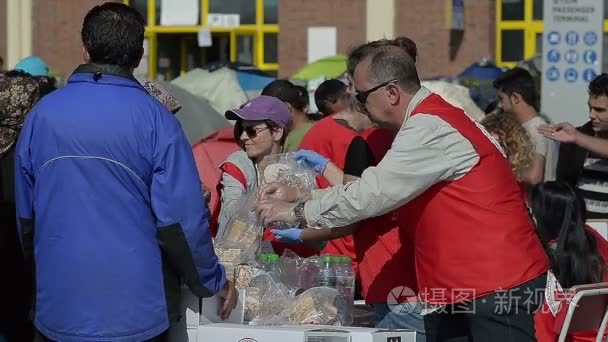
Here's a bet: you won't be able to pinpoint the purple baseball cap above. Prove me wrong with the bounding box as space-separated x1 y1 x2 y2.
225 95 292 128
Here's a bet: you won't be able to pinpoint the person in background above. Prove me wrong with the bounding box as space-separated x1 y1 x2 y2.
481 112 535 200
494 67 548 185
261 80 315 152
14 4 236 341
539 74 608 219
13 56 56 97
0 75 40 342
315 79 349 117
257 41 548 342
298 83 376 283
529 181 608 342
218 96 319 257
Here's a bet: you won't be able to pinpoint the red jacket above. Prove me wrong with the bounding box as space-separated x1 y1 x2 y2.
299 116 359 272
399 94 549 304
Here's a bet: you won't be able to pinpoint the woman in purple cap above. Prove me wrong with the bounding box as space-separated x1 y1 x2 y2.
217 95 318 257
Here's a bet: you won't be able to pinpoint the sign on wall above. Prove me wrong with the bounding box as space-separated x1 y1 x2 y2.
541 0 604 126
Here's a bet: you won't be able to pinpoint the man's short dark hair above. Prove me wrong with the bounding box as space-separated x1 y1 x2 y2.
493 67 537 109
314 79 346 115
81 2 146 68
347 37 417 76
261 79 307 111
588 73 608 98
364 46 420 94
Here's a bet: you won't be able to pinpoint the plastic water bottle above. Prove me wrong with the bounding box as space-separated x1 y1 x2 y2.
335 256 355 326
267 254 281 282
259 253 269 271
317 255 336 287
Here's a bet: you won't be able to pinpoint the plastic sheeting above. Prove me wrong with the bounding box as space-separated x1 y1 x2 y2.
156 81 231 144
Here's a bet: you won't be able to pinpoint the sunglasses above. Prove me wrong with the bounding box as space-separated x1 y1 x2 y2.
354 79 398 105
241 125 270 138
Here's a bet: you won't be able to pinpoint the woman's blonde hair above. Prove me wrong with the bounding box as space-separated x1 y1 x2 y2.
481 112 534 181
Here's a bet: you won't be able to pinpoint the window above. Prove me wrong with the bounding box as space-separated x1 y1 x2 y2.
501 0 524 21
237 35 254 65
209 0 256 25
264 33 278 64
264 0 278 24
125 0 279 80
501 30 524 62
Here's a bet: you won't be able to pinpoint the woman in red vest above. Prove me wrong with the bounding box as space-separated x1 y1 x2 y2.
217 96 318 257
530 182 608 342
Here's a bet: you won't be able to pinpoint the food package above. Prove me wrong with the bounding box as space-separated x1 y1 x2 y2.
258 152 317 191
234 263 265 289
258 153 317 228
259 287 339 326
215 192 264 279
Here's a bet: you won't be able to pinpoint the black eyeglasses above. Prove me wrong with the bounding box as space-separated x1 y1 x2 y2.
242 125 270 138
354 79 398 105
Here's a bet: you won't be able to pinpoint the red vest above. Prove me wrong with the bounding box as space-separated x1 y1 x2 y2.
400 94 549 304
299 116 362 274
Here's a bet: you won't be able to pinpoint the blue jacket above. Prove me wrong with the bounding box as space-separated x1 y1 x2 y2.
14 64 226 342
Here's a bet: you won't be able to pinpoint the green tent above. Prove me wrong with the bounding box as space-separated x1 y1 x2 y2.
292 55 347 81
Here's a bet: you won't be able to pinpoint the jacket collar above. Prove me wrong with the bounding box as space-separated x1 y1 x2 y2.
69 63 141 85
402 86 432 128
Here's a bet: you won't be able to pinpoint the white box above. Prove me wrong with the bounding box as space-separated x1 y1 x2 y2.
200 289 246 324
348 327 416 342
196 324 416 342
186 327 197 342
180 288 201 328
197 323 310 342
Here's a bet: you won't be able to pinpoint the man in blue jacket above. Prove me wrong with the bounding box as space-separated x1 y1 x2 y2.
14 3 237 341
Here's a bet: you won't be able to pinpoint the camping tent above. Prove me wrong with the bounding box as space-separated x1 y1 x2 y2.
191 126 240 235
171 68 249 116
157 81 231 144
422 80 485 122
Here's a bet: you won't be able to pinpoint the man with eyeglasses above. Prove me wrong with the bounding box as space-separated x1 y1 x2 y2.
256 41 549 341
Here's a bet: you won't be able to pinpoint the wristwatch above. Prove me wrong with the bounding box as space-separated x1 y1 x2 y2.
293 201 307 225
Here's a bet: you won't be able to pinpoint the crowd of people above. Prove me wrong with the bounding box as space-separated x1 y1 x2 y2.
2 2 608 342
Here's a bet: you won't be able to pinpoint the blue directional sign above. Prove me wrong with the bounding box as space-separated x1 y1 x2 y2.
547 31 561 45
584 31 598 46
583 50 598 65
546 66 560 82
565 31 579 46
564 49 579 64
564 68 578 83
583 68 598 82
547 49 561 63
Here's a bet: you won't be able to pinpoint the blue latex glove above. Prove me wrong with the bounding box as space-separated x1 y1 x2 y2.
271 227 304 244
294 150 330 174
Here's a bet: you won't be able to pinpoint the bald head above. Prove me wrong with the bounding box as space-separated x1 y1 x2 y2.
365 46 420 95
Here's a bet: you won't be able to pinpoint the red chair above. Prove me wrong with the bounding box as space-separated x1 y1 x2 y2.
554 282 608 342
